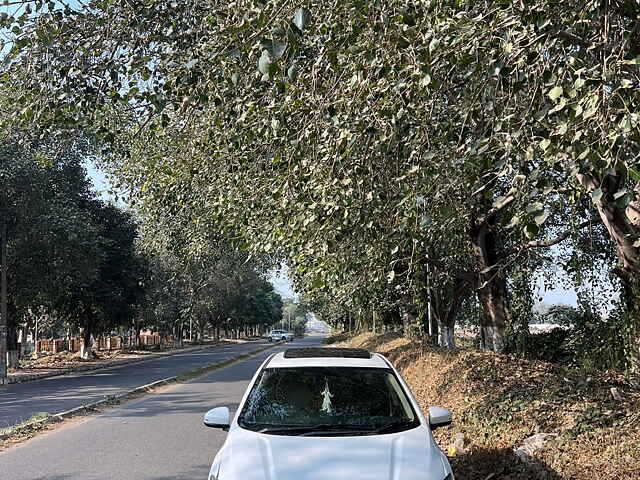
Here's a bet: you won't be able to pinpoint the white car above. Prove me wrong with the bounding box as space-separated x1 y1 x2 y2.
267 330 294 342
203 347 455 480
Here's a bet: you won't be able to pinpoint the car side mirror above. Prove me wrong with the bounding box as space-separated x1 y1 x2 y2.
428 406 452 430
204 407 230 431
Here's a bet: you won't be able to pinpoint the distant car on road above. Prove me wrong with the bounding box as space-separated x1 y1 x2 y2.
203 347 454 480
266 329 294 342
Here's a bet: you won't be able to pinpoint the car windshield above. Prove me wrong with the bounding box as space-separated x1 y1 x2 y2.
238 367 418 435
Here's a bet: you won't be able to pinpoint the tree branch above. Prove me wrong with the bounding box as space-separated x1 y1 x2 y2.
476 194 516 227
557 30 593 50
508 218 594 257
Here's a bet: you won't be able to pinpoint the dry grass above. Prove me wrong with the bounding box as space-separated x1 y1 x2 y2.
331 332 640 480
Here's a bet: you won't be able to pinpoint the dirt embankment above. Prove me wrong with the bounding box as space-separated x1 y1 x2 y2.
330 332 640 480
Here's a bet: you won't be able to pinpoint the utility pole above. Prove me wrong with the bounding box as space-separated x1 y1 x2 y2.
1 220 8 383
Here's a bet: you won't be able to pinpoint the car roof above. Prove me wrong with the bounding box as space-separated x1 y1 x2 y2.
266 348 390 369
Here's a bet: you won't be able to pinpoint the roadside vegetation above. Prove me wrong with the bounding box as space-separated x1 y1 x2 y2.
0 144 297 382
330 332 640 480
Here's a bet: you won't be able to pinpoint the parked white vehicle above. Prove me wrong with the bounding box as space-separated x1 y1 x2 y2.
266 330 294 342
204 347 454 480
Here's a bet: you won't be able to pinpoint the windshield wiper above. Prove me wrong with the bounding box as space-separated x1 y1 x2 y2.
371 421 414 434
257 424 376 436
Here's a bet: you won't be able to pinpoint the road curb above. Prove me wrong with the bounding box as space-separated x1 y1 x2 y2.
0 341 281 443
4 340 262 385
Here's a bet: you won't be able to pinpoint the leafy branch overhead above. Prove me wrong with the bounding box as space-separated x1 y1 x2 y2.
1 1 639 362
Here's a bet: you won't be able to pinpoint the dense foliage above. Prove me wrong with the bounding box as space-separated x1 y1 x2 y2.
0 139 287 377
0 1 638 374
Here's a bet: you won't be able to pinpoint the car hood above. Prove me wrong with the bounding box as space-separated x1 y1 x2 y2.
213 426 448 480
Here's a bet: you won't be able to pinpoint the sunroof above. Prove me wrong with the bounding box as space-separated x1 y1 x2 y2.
283 348 371 359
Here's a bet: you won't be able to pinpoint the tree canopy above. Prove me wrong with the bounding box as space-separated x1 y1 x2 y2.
1 0 638 373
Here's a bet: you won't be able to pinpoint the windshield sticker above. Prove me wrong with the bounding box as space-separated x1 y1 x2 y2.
321 378 333 414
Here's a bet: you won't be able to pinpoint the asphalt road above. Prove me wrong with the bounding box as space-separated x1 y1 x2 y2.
0 339 277 429
0 334 324 480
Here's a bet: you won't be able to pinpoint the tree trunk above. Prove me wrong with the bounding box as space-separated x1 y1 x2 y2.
438 324 455 349
428 304 439 343
6 306 19 368
470 219 508 353
476 279 508 352
578 174 640 375
623 278 640 379
173 323 184 348
80 323 93 360
430 283 464 350
0 219 7 381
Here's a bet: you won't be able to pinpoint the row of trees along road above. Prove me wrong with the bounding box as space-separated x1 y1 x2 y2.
0 138 286 381
0 140 144 374
1 1 639 376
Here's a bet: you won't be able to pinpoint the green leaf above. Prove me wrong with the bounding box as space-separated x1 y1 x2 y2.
262 40 286 58
615 192 631 209
629 167 640 181
287 63 299 82
591 188 603 204
619 116 632 132
613 190 627 200
524 223 539 239
293 7 311 31
258 50 272 75
526 202 543 213
548 86 563 101
534 211 549 225
539 138 551 150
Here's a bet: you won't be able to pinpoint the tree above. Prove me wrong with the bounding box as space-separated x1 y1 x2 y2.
3 1 638 369
0 140 99 371
54 201 143 359
135 203 282 345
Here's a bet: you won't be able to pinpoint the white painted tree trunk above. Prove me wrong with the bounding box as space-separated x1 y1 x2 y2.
438 326 456 349
80 332 93 360
7 349 19 368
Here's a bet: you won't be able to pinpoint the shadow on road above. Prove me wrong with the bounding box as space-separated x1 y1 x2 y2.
25 476 76 480
111 390 241 419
